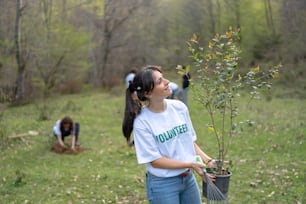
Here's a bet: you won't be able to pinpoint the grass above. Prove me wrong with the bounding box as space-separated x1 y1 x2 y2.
0 85 305 204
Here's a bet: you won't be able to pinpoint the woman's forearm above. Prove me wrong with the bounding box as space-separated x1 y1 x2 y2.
150 157 192 169
194 143 212 163
71 135 76 149
57 136 65 147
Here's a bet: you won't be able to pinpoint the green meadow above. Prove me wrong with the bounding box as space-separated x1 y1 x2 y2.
0 85 305 204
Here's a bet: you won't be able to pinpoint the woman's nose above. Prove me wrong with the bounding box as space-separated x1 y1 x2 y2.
164 79 170 85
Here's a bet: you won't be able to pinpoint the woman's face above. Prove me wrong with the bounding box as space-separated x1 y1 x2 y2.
63 123 70 131
148 70 171 99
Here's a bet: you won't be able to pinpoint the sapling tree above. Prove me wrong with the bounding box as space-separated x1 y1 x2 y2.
178 26 281 174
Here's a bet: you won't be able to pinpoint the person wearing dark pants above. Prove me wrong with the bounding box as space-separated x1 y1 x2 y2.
53 116 80 150
181 65 191 107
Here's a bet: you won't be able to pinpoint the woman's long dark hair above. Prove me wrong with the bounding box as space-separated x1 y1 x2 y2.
60 116 74 132
122 65 162 145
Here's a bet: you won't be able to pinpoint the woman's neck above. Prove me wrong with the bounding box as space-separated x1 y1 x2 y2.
148 99 166 113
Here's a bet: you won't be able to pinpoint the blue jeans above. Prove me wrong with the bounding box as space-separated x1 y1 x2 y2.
146 171 202 204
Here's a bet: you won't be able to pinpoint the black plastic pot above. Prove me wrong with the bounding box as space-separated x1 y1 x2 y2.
202 170 232 198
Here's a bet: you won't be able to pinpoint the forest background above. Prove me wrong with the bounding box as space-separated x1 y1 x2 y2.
0 1 305 203
0 0 305 103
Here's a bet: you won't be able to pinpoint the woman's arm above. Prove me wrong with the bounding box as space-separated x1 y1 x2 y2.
151 157 192 169
194 143 213 165
56 135 65 147
71 135 76 149
150 156 205 177
194 143 220 169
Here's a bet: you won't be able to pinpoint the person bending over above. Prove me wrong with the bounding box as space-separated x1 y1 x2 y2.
53 116 80 150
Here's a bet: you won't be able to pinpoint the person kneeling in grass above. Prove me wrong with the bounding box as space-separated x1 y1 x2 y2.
53 116 80 150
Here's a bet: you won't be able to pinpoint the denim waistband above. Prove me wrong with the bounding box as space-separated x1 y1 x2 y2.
147 169 193 179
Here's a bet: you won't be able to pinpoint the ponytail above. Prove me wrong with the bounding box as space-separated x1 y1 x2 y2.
122 65 162 145
122 83 142 145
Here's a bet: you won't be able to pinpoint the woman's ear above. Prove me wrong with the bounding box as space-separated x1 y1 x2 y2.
131 92 138 101
144 91 152 99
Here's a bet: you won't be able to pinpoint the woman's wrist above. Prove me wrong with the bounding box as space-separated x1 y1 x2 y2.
189 162 195 168
205 158 213 165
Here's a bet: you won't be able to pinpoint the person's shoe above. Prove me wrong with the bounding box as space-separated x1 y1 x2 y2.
128 140 134 147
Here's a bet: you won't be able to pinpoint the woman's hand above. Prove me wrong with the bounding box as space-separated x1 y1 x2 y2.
191 162 216 182
207 159 217 168
191 162 205 177
203 173 216 183
207 159 230 168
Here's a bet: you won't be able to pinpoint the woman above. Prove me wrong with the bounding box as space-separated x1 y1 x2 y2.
53 116 80 150
122 65 216 204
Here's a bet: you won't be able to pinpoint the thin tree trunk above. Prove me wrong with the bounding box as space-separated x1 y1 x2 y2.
234 0 241 27
100 20 111 86
264 0 276 36
216 0 221 31
15 0 26 103
267 0 276 36
208 0 215 34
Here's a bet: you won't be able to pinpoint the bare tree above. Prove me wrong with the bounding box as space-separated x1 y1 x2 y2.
32 0 91 96
35 0 64 97
14 0 27 103
95 0 142 87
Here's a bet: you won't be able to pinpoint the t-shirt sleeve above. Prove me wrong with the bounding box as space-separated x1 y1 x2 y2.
53 120 61 136
133 121 162 165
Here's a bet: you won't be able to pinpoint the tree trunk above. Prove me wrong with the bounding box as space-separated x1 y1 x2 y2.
208 0 215 34
234 0 241 27
264 0 276 36
100 22 111 87
96 0 140 87
15 0 26 104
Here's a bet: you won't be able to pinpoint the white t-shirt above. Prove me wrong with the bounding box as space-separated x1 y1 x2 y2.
133 99 197 177
53 120 61 136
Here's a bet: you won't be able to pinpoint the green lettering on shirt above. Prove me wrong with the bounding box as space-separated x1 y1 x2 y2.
155 123 188 143
158 134 165 143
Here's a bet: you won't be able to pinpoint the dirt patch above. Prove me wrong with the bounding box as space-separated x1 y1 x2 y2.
50 143 89 155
